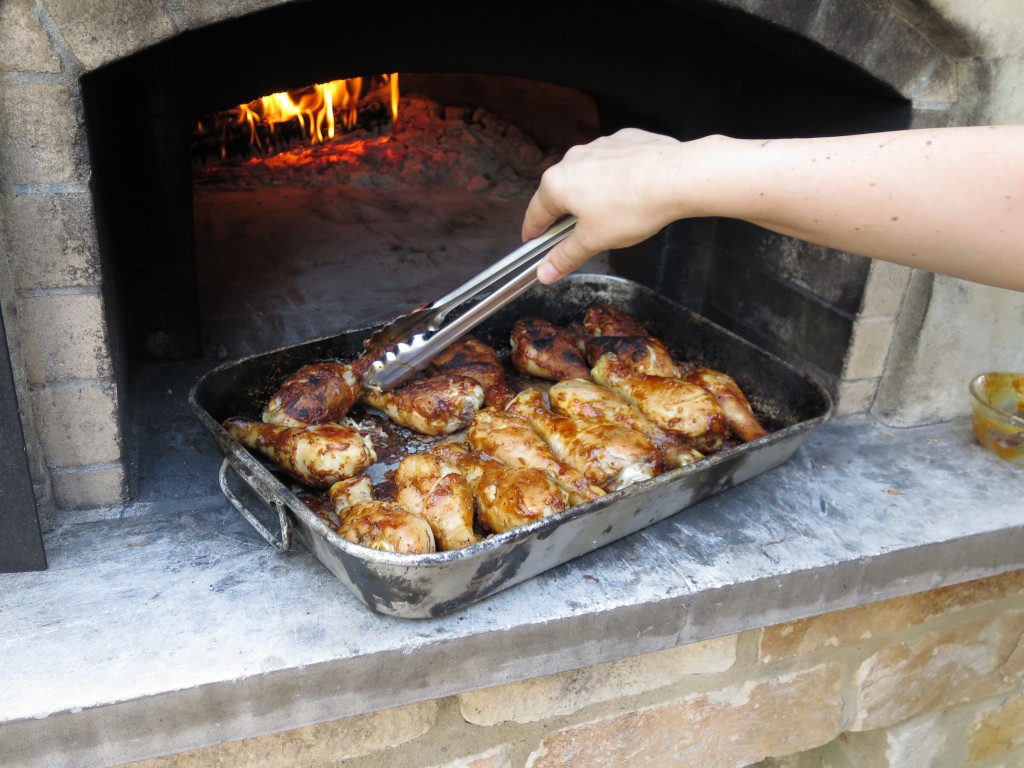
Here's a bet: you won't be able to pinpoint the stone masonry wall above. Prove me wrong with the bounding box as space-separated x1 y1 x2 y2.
0 0 982 514
115 568 1024 768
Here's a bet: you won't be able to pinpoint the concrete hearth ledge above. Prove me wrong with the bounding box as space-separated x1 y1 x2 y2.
2 415 1023 768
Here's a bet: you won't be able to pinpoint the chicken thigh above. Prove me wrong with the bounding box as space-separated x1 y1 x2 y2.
224 417 376 488
590 354 728 454
427 336 515 409
394 451 479 550
360 373 485 435
262 358 369 427
429 441 570 534
510 316 591 381
505 388 664 491
581 335 684 378
582 303 651 337
467 407 606 504
548 378 703 468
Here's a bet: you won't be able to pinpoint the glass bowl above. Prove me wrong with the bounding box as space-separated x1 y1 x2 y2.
969 372 1024 466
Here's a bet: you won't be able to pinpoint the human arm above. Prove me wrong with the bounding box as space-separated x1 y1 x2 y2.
524 126 1024 292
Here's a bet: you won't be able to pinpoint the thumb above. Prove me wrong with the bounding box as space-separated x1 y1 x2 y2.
536 235 592 285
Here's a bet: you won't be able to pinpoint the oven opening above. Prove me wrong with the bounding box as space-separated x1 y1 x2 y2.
80 0 910 499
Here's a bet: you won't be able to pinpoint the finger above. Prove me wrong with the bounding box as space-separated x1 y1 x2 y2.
535 234 595 285
522 191 564 242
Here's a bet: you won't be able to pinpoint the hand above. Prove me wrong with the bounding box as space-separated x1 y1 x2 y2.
524 129 692 284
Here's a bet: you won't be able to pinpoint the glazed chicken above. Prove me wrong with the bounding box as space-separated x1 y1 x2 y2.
394 452 480 550
262 358 370 427
360 373 485 436
548 378 703 468
505 388 664 491
590 353 728 454
582 303 651 337
224 417 376 488
684 367 769 442
582 335 684 378
429 441 570 534
328 475 436 554
427 336 515 409
467 407 606 505
510 316 591 381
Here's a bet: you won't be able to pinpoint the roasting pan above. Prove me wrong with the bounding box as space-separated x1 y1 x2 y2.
190 274 834 618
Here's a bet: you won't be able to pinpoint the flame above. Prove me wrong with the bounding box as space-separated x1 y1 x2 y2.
231 73 398 151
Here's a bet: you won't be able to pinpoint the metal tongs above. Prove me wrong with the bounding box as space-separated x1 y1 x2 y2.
361 216 577 392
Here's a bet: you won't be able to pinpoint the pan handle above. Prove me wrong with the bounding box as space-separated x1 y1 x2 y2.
218 457 293 551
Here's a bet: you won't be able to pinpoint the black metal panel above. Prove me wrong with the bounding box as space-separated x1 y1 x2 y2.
0 311 47 572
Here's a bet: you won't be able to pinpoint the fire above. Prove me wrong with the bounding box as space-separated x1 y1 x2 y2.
197 73 400 161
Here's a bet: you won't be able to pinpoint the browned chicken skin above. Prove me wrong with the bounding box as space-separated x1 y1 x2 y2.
328 475 436 554
467 406 606 505
548 378 703 468
582 303 651 337
590 354 728 454
262 358 370 427
394 452 480 550
510 316 591 381
360 373 485 436
505 388 664 491
429 441 570 534
428 336 515 409
684 367 769 442
582 335 684 378
224 417 376 488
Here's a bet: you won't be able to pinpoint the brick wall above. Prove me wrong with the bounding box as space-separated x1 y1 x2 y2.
116 568 1024 768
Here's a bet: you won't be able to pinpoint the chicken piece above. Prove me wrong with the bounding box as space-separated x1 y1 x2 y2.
430 441 570 534
428 336 515 408
582 303 650 337
590 353 728 454
262 358 370 427
467 407 605 505
224 417 376 488
360 373 485 436
582 335 684 378
505 388 664 491
548 378 703 468
394 452 480 550
684 367 769 442
510 316 591 381
328 474 435 554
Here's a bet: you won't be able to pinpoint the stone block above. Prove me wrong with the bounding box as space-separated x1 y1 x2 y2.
851 608 1024 731
115 700 438 767
843 317 896 381
760 571 1024 663
20 292 109 384
526 665 843 768
836 713 950 768
860 260 911 318
460 635 737 726
45 0 177 72
51 464 126 510
29 381 121 467
0 82 83 186
811 1 893 85
968 692 1024 763
0 0 61 73
426 744 514 768
2 193 100 291
833 377 879 417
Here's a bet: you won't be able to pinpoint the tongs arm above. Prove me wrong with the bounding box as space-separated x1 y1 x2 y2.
362 216 576 391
